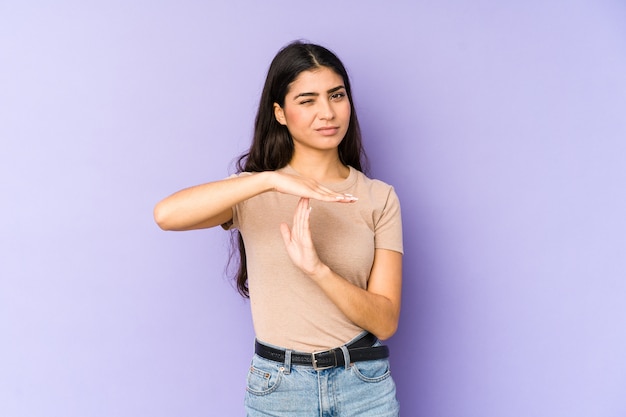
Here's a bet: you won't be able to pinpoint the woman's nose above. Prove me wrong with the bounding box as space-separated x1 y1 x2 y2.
318 100 335 120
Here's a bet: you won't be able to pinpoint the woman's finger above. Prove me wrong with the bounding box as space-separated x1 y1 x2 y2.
315 185 358 202
295 197 310 238
274 172 358 203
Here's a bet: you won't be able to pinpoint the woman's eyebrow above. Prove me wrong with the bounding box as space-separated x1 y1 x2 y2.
327 85 346 94
293 85 346 100
293 92 318 100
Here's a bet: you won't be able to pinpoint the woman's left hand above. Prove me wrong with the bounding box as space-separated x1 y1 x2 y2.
279 197 324 275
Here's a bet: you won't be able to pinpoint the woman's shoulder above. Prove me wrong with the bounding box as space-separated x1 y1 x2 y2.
352 168 396 194
350 168 401 213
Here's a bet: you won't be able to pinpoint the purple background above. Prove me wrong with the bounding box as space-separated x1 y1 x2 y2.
2 1 626 416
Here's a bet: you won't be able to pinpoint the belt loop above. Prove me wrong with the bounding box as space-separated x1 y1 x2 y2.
283 349 292 374
339 345 351 370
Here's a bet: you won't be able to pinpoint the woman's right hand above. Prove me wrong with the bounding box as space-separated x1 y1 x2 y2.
269 171 358 203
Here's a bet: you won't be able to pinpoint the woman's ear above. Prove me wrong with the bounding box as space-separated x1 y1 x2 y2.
273 103 287 125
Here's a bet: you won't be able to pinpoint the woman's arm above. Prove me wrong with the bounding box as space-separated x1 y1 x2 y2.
154 172 272 231
280 197 402 340
154 172 358 231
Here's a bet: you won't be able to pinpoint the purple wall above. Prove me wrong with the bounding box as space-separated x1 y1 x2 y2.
2 1 625 416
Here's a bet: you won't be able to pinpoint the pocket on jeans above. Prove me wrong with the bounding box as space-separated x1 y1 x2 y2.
246 355 283 395
351 358 392 383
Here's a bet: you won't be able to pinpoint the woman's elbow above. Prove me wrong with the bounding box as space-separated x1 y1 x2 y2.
375 324 398 341
153 202 175 230
373 315 399 341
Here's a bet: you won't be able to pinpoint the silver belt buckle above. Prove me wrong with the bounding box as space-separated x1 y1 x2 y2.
311 349 336 371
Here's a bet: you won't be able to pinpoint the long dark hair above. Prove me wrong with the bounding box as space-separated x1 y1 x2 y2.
231 41 367 297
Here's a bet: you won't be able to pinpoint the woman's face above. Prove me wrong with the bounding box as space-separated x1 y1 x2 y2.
274 66 351 155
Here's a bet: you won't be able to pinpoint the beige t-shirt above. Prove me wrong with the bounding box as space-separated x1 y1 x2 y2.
225 165 403 352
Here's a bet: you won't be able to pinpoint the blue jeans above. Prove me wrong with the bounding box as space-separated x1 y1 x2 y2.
244 339 400 416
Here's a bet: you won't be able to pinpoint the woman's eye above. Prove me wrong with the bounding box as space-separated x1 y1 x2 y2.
330 92 346 101
299 99 314 105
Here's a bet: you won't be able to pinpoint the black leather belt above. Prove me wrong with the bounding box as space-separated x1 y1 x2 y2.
254 332 389 370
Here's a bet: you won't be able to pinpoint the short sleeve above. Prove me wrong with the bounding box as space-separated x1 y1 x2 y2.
219 172 251 231
373 186 403 254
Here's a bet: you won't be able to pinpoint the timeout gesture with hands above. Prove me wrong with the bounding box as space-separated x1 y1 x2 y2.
275 172 358 275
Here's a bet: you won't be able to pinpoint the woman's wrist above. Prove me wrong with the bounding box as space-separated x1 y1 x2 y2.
258 170 279 192
306 262 331 281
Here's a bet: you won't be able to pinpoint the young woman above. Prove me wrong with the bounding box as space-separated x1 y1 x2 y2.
154 41 403 416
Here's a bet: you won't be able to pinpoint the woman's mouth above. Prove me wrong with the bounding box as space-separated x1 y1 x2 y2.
316 126 340 136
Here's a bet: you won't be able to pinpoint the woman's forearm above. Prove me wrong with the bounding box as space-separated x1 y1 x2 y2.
154 172 274 231
307 262 402 341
